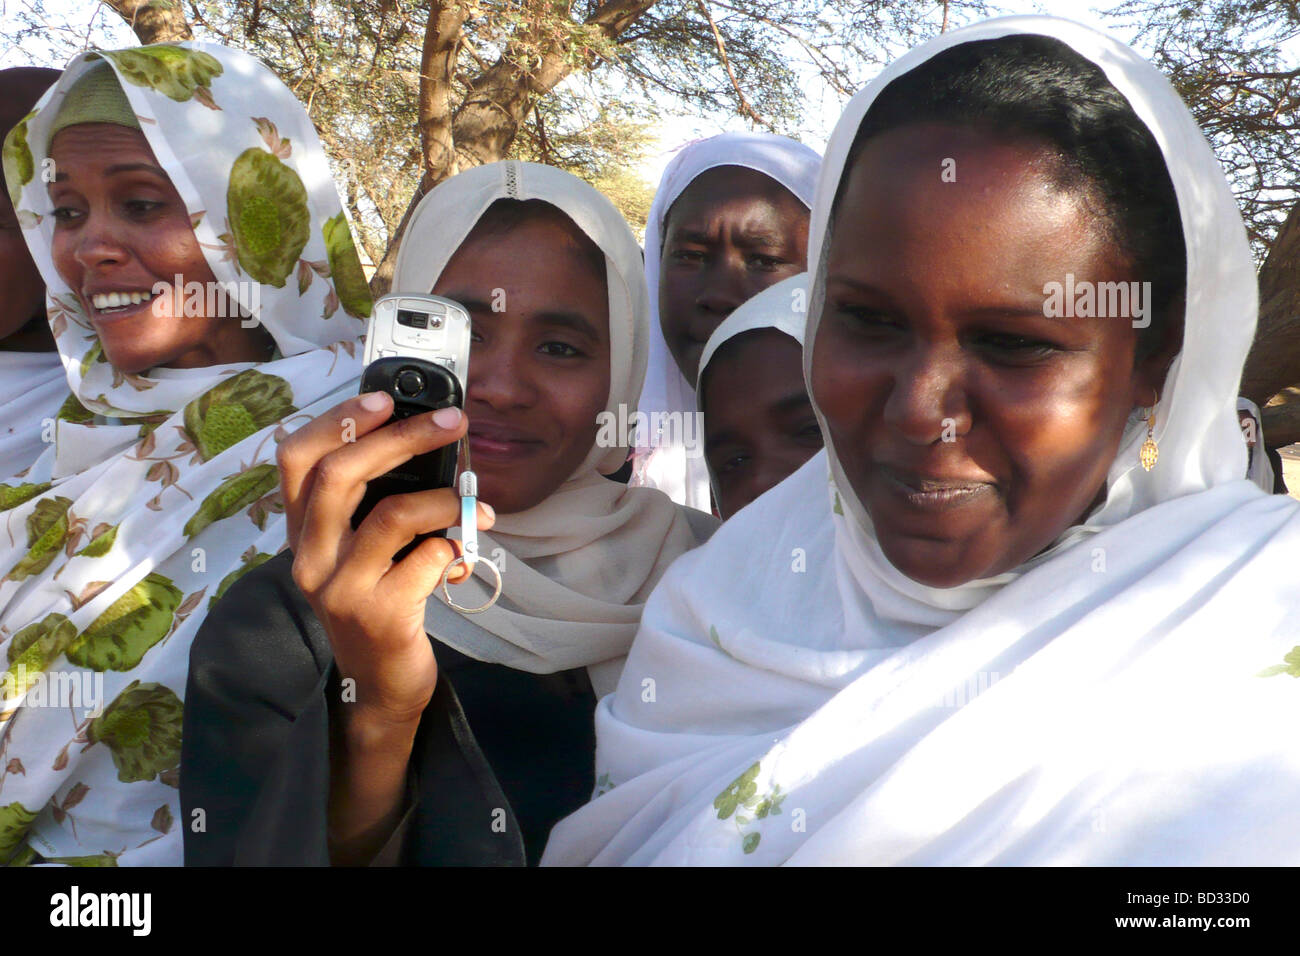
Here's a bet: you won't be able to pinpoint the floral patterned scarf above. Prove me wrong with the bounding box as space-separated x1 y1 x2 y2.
0 42 368 865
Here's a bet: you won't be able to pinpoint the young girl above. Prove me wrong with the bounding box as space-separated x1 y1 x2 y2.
181 161 717 866
543 17 1300 866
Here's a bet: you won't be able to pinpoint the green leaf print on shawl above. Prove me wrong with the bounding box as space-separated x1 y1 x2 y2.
210 550 273 610
6 497 73 581
182 369 296 461
227 138 311 288
84 680 183 784
75 524 118 558
183 463 279 538
57 393 94 424
65 573 182 672
322 212 373 319
0 482 52 513
3 614 77 699
1258 647 1300 678
0 802 39 863
1 108 38 209
97 46 222 104
713 761 786 855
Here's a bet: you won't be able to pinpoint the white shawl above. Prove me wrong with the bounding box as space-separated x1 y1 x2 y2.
0 43 368 865
542 15 1300 866
399 161 713 697
633 132 821 511
0 350 65 480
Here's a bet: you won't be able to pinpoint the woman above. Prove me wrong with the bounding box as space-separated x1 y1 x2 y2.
543 17 1300 866
696 273 822 518
633 132 821 511
0 43 369 866
180 160 717 866
0 66 62 479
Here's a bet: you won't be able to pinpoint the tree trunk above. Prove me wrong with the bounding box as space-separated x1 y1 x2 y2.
1263 387 1300 449
106 0 193 44
1242 197 1300 412
369 0 659 296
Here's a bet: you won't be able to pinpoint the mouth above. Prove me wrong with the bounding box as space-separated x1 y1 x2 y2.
877 464 996 511
87 288 160 319
467 421 544 460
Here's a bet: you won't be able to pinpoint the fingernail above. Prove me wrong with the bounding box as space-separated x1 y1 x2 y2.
480 502 495 521
359 392 388 412
432 406 462 429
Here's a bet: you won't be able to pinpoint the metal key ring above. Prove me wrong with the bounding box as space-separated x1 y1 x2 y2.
439 555 502 614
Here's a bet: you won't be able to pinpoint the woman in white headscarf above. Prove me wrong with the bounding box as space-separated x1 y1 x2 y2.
181 160 716 866
543 16 1300 866
695 273 821 519
632 132 821 512
0 66 63 480
0 43 369 866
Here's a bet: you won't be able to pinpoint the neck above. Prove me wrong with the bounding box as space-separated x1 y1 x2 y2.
0 313 57 353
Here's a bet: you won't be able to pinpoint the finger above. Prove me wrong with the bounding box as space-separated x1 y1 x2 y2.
448 501 497 582
335 486 462 586
278 392 394 549
381 499 495 597
296 407 468 568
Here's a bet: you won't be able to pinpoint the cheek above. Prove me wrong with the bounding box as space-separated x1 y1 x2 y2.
810 329 882 441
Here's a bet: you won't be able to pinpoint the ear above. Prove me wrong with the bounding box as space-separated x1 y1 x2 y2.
1131 291 1185 407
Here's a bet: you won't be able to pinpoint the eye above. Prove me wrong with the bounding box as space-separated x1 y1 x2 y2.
836 304 901 335
671 249 705 264
50 206 84 224
975 332 1061 362
124 198 165 217
794 419 823 444
538 341 584 358
719 452 751 474
748 254 783 271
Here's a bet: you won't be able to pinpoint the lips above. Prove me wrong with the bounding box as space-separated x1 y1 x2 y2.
467 419 544 461
85 287 161 319
877 463 996 511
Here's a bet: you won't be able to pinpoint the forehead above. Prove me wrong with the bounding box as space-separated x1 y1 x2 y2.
665 166 806 235
703 329 804 412
48 123 159 169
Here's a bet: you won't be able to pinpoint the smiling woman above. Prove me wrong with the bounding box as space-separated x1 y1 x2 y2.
542 17 1300 867
0 43 368 866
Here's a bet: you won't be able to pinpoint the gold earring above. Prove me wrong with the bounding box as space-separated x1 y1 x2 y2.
1139 391 1158 471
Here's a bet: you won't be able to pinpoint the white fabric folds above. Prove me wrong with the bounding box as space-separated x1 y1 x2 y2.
0 43 369 865
0 350 64 479
542 16 1300 866
633 132 821 511
696 272 808 388
399 161 714 694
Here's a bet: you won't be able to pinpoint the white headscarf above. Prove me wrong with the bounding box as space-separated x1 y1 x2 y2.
542 16 1300 866
398 161 714 697
633 133 821 511
695 273 808 504
0 351 64 480
0 43 368 865
1236 397 1275 492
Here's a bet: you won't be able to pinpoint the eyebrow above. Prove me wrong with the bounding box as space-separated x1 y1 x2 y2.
705 391 812 446
445 294 604 342
671 226 787 250
827 275 1065 324
54 163 168 182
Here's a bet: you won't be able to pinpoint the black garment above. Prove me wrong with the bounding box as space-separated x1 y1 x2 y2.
181 550 596 866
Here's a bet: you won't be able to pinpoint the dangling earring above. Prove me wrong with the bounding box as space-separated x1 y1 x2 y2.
1139 390 1159 471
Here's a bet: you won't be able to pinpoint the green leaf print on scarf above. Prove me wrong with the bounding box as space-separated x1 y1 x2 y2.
57 393 95 424
0 802 39 864
1 108 37 209
43 852 120 867
3 613 77 699
1258 647 1300 678
75 524 118 558
183 463 279 538
0 482 52 513
713 761 786 855
210 550 273 609
79 341 105 378
85 680 183 784
65 573 183 672
182 369 296 461
7 496 73 581
322 212 372 319
97 46 223 103
227 148 310 288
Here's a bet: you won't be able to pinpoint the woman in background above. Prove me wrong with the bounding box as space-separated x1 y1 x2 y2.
0 43 368 865
0 66 62 479
633 132 820 511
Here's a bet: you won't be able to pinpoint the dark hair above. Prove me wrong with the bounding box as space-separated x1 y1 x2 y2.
467 197 606 281
836 34 1185 355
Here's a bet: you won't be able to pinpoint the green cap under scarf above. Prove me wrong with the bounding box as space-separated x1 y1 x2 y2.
46 61 140 147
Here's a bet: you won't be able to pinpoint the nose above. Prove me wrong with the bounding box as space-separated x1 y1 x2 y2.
466 340 537 412
882 343 972 446
72 210 129 272
694 256 751 319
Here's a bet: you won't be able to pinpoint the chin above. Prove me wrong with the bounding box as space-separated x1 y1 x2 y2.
877 536 996 590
